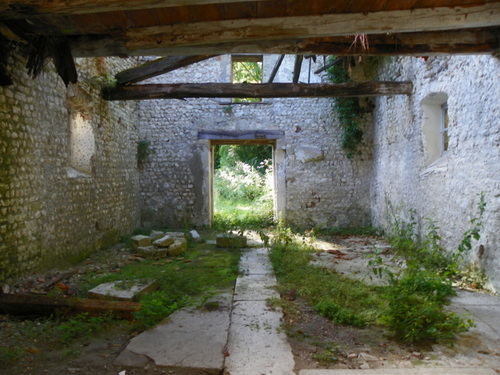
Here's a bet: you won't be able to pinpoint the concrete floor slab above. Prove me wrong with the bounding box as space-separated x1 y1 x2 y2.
225 300 295 375
87 280 158 301
116 293 232 372
448 290 500 351
233 274 280 301
239 248 274 275
300 369 497 375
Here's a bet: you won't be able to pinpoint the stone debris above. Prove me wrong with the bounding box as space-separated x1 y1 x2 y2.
150 230 165 241
216 233 247 248
87 279 159 301
189 230 201 242
153 235 174 248
137 246 169 259
359 352 379 362
131 232 188 259
168 239 188 256
131 235 152 248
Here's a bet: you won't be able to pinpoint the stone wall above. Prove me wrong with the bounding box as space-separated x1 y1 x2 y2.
0 51 141 283
370 55 500 292
137 55 373 229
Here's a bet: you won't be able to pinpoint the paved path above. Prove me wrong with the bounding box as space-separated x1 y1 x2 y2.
115 243 500 375
225 247 295 375
115 246 295 374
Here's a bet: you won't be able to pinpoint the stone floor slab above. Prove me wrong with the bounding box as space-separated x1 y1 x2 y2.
233 273 280 301
116 293 232 372
225 300 295 375
239 248 274 275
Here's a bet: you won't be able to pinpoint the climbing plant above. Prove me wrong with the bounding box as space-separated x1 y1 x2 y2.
326 58 364 159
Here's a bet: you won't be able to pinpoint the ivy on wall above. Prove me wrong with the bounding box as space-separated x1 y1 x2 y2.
326 59 363 159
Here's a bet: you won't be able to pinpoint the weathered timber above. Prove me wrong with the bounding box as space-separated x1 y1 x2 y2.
41 270 78 291
0 294 141 320
71 27 500 58
103 82 413 101
292 55 303 83
52 38 77 86
0 0 268 19
115 55 217 85
267 54 285 83
120 4 500 51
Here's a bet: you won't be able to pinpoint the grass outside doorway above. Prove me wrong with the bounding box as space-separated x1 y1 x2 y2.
213 144 274 230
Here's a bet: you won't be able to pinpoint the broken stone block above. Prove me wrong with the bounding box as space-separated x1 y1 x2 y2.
189 230 201 242
165 232 186 239
154 235 174 248
216 234 247 248
131 235 152 248
87 280 159 301
168 239 188 256
150 230 165 241
137 246 169 259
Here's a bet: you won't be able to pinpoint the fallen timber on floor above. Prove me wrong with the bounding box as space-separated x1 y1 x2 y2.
103 81 413 100
0 294 141 319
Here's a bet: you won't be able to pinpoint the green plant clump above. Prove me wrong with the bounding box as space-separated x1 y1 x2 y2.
374 195 486 343
326 59 364 158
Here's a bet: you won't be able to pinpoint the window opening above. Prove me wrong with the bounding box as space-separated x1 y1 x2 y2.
231 55 263 103
69 111 95 174
421 92 449 165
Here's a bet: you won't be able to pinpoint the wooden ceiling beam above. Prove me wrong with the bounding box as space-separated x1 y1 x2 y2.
0 0 268 19
119 4 499 51
115 55 217 85
71 27 500 57
102 82 413 101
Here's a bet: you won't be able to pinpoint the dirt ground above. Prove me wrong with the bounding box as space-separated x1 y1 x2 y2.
1 234 498 374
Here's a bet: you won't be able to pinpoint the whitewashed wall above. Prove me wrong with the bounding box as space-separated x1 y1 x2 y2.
371 55 500 292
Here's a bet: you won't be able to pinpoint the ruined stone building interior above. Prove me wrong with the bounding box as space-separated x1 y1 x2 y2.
1 1 499 293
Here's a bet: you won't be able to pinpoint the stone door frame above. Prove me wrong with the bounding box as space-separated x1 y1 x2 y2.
198 130 286 226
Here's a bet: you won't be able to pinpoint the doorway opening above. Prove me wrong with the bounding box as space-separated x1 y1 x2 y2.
211 142 274 229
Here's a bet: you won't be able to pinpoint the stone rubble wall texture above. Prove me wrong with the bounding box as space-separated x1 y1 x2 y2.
137 55 373 229
0 51 141 283
370 55 500 292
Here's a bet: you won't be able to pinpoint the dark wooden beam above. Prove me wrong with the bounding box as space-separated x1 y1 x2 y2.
0 294 141 320
52 38 77 86
71 27 500 57
103 82 413 101
292 55 303 83
267 54 284 83
0 0 267 19
116 55 217 85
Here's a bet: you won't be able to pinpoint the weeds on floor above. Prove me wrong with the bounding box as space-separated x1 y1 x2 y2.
269 227 386 329
80 243 240 330
0 239 241 368
269 194 485 346
372 194 486 343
